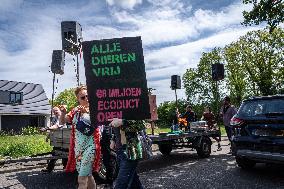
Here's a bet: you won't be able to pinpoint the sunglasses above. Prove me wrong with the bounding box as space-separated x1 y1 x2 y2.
80 95 88 100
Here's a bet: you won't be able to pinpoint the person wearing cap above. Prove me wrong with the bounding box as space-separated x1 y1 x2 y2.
220 96 237 143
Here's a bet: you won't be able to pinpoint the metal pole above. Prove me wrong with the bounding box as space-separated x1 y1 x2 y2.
151 121 154 135
175 89 178 108
216 80 219 115
50 73 56 127
76 54 79 86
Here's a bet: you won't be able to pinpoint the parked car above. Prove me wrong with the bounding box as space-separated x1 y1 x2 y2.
230 95 284 169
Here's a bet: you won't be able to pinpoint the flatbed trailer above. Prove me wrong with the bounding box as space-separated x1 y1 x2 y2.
149 130 221 158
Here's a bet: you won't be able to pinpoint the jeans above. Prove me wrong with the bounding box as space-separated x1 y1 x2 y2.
114 148 143 189
224 126 232 142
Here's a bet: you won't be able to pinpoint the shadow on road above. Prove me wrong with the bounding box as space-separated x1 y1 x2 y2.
2 150 284 189
138 150 284 189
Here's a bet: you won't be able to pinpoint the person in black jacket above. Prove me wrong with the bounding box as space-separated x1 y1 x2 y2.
179 105 196 130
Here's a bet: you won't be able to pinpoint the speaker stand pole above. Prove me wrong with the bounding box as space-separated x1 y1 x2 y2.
50 72 56 127
174 88 178 108
215 80 219 116
76 54 80 86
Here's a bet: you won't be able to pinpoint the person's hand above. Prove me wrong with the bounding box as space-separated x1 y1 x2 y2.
58 105 67 114
76 153 82 162
108 118 123 127
40 127 47 132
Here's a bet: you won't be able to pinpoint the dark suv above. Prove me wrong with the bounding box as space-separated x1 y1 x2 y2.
230 95 284 169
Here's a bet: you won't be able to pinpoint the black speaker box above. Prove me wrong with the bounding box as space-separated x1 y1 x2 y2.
51 50 65 75
211 64 224 81
171 75 181 89
61 21 82 54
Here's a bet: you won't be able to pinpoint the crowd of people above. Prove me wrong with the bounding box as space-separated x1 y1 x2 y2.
43 85 237 189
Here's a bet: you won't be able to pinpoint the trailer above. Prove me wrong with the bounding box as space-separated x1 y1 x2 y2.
150 121 221 158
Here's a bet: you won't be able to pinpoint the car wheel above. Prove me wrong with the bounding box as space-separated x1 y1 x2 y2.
236 156 256 169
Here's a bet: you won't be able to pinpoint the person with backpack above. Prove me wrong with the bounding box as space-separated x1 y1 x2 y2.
109 118 146 189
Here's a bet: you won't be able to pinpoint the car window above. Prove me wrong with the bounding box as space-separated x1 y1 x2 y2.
239 99 284 117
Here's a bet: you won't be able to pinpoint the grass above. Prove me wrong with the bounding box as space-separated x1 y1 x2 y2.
0 134 52 158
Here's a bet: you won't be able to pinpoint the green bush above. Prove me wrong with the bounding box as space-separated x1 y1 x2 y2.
0 134 52 158
21 126 40 135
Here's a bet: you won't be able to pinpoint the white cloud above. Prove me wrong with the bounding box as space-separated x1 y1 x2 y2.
100 1 250 48
0 0 264 105
145 27 259 104
0 0 23 12
106 0 142 9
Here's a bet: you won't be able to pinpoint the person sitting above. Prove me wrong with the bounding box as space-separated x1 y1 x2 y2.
179 105 196 131
171 108 180 131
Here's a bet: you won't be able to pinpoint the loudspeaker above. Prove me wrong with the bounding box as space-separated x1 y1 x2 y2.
51 50 65 75
212 64 224 81
171 75 181 89
61 21 82 55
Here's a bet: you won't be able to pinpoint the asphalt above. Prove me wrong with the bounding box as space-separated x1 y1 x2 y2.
0 138 284 189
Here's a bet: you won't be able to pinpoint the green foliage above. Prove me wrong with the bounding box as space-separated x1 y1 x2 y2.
183 28 284 111
183 48 226 115
0 135 52 158
226 28 284 96
21 126 40 135
52 88 77 112
157 99 212 127
157 99 188 127
242 0 284 32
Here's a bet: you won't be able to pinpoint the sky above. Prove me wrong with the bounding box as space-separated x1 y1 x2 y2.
0 0 263 105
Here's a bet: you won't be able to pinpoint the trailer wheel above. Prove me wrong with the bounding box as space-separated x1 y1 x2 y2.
158 143 172 155
196 137 211 158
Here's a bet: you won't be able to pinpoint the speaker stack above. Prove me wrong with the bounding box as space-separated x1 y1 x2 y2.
61 21 83 55
171 75 181 89
51 50 65 75
211 64 224 81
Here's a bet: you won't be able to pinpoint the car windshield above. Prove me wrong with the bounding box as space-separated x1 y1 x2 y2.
239 98 284 117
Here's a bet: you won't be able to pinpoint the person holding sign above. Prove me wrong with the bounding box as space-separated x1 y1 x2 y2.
59 85 101 189
109 118 145 189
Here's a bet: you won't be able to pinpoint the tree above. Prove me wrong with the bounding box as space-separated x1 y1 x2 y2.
224 42 253 106
157 99 187 127
242 0 284 32
51 88 77 112
183 48 226 115
234 28 284 96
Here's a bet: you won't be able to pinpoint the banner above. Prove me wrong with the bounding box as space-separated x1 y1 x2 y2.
83 36 150 125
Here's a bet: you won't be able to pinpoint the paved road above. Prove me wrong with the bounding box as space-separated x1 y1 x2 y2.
1 139 283 189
